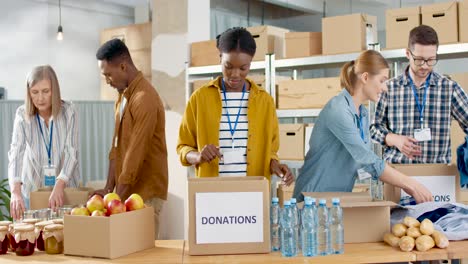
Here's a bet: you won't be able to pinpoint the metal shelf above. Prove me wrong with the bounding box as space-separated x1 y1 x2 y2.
280 160 304 169
276 109 321 118
187 60 267 75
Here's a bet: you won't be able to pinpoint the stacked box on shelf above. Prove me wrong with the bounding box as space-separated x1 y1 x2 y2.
278 124 305 160
276 77 342 109
284 32 322 58
190 40 219 67
322 13 377 55
421 1 458 44
246 25 289 61
386 6 421 49
460 0 468 43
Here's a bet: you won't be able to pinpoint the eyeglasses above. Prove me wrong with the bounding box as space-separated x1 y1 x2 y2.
409 50 438 66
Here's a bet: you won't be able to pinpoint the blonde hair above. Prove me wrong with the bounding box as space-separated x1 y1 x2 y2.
340 50 389 95
25 65 62 119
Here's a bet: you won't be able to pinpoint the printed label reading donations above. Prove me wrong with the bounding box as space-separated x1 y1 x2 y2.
201 215 257 225
196 192 264 244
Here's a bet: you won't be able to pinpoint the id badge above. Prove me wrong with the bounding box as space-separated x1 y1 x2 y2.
357 168 372 181
222 149 246 164
414 128 431 142
43 165 57 187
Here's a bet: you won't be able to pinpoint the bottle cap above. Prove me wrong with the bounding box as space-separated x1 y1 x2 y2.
283 200 291 206
319 199 327 205
332 197 340 204
290 198 297 204
272 197 279 203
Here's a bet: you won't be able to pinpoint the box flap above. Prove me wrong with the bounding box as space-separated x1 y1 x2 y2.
391 163 457 176
285 32 321 39
279 124 304 133
188 176 266 183
387 6 420 18
421 1 457 14
302 192 371 203
341 200 396 208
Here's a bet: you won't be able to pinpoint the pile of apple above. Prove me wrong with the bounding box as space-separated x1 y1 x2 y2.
71 193 145 216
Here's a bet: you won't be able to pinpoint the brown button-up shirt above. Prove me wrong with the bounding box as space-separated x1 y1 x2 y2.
109 72 168 201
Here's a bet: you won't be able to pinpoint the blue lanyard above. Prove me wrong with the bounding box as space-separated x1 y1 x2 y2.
221 79 246 148
36 113 53 166
408 73 431 128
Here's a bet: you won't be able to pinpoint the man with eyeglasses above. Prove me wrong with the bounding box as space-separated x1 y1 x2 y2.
371 25 468 164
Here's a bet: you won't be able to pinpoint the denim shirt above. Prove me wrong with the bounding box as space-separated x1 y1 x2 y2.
292 89 385 202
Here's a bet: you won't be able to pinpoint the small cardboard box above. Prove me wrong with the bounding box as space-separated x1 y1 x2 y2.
278 124 305 160
304 124 314 155
190 40 219 67
322 13 377 55
247 25 289 61
277 77 342 109
30 187 93 210
192 79 212 92
460 0 468 42
131 49 151 77
188 176 270 255
277 183 294 207
285 32 322 58
386 6 421 49
421 1 458 44
303 192 394 243
450 72 468 92
385 164 468 203
64 207 155 259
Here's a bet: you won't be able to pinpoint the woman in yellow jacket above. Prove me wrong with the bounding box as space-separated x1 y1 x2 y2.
177 27 293 184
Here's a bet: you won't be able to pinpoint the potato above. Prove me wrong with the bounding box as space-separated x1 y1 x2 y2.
415 235 435 252
399 236 415 252
392 223 408 237
406 227 422 238
420 219 435 236
432 231 449 249
384 233 400 247
403 216 420 228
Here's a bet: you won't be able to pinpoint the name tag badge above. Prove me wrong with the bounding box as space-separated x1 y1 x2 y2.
357 168 372 181
222 149 246 164
414 128 432 142
43 165 57 187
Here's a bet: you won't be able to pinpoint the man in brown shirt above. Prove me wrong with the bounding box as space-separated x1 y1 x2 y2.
94 39 168 238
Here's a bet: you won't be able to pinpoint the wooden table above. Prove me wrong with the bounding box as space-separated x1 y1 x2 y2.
1 240 467 263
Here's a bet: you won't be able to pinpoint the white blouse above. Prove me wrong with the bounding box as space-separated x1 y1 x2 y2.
8 101 80 199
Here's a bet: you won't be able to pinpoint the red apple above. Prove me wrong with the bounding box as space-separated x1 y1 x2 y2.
91 210 106 217
71 206 90 216
103 192 121 209
125 193 145 211
107 200 126 215
86 194 105 213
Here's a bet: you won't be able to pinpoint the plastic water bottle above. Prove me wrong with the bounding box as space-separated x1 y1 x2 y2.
270 197 280 251
330 198 344 254
301 197 317 257
280 200 297 257
317 199 330 255
290 198 300 252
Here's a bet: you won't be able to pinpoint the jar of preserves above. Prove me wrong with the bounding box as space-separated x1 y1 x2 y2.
52 218 64 225
43 224 64 254
22 218 40 225
0 226 9 254
9 223 26 252
35 220 53 251
13 224 36 256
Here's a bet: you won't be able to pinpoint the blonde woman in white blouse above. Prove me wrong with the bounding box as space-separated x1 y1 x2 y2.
8 65 80 220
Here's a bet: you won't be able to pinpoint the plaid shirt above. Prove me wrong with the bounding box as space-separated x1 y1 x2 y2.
370 68 468 164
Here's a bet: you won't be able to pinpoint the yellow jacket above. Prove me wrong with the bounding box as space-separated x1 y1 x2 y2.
177 76 279 180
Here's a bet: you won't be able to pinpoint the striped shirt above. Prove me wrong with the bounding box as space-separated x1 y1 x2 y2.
370 68 468 164
218 91 249 176
8 101 80 199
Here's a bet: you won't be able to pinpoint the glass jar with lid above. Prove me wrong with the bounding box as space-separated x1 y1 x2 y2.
13 224 36 256
22 218 41 225
9 223 26 252
52 218 64 225
0 226 9 254
43 224 64 254
35 220 53 251
0 221 11 253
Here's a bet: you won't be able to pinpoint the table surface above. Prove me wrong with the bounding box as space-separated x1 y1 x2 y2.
1 240 467 263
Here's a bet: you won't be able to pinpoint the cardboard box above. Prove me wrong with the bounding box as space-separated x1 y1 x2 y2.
386 6 421 49
100 22 152 51
192 79 212 92
285 32 322 58
188 176 270 255
451 72 468 92
131 49 152 77
190 40 219 67
30 187 93 210
64 206 154 259
304 124 314 155
278 124 305 160
421 1 458 44
322 13 377 55
385 164 468 203
460 0 468 43
277 77 342 109
277 183 294 207
303 192 394 243
247 25 289 61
